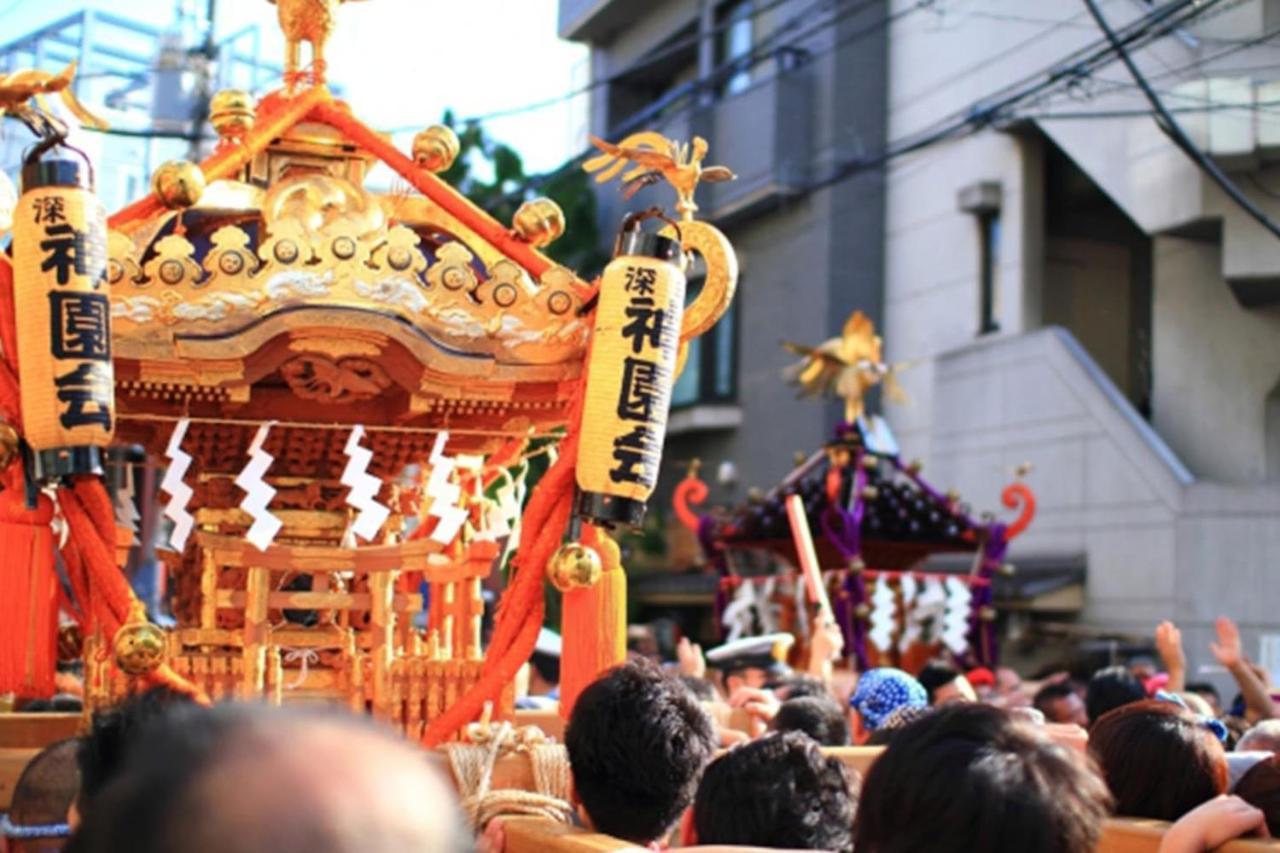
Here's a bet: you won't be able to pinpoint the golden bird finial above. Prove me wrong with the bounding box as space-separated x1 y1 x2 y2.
781 311 911 423
584 131 736 221
0 62 107 136
267 0 369 90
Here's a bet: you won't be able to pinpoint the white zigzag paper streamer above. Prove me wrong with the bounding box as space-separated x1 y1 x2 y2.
235 423 282 551
868 576 897 652
160 418 194 552
425 432 469 546
914 577 948 645
898 573 920 652
941 577 973 656
340 426 390 542
115 462 140 547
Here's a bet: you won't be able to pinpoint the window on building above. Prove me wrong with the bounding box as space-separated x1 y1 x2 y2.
716 0 754 96
979 212 1001 335
672 257 738 408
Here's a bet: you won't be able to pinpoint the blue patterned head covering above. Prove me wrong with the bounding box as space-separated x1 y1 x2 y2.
850 668 928 730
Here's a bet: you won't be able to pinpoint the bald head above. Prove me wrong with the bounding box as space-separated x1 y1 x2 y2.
70 705 466 853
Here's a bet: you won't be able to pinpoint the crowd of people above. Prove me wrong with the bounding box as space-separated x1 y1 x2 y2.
5 615 1280 852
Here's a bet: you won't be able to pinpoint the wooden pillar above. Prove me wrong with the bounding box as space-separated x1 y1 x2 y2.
241 565 270 698
200 548 217 630
369 570 396 718
467 577 482 660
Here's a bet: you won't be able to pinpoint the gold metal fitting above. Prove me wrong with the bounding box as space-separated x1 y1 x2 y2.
999 563 1016 577
209 89 255 140
547 542 603 593
978 606 998 622
151 161 206 210
0 420 19 470
906 459 923 475
847 557 866 574
854 603 872 620
512 197 565 248
861 456 879 470
861 486 879 501
412 125 460 173
112 603 166 675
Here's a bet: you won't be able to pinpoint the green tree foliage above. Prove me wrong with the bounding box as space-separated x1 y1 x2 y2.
439 112 607 277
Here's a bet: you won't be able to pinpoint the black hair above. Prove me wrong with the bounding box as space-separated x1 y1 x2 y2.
770 673 828 701
1184 681 1220 703
694 732 854 852
772 695 851 746
530 650 560 686
854 703 1112 853
916 662 961 704
679 674 718 702
75 686 197 819
1033 681 1076 713
1085 666 1147 724
8 738 79 834
565 661 717 844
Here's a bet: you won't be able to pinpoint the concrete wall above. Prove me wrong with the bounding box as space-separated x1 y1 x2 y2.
1152 237 1280 483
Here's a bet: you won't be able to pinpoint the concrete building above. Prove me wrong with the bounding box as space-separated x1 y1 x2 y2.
566 0 1280 687
881 0 1280 684
558 0 890 531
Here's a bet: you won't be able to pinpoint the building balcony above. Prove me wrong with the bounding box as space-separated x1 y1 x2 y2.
700 64 814 223
559 0 631 42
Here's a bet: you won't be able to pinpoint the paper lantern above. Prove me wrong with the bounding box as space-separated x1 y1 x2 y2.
13 149 113 482
575 217 686 528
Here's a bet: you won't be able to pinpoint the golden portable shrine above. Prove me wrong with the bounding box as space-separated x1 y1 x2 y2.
0 2 737 745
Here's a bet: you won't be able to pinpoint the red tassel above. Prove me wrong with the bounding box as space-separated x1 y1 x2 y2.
558 557 627 719
0 490 57 698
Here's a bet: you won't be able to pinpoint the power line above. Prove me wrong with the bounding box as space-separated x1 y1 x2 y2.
386 0 861 131
805 0 1223 193
1081 0 1280 240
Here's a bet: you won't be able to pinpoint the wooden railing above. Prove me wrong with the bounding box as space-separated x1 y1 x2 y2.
0 713 81 810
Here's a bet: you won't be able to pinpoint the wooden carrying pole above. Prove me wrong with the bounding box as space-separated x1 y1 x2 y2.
785 493 833 621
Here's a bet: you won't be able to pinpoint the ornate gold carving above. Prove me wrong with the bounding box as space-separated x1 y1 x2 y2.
281 354 392 402
288 337 381 360
585 133 736 221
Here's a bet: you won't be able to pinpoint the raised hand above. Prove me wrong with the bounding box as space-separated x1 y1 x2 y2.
677 636 706 679
1158 796 1269 853
1210 617 1243 670
1155 620 1186 692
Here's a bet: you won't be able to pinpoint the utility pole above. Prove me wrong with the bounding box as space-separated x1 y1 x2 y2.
186 0 218 161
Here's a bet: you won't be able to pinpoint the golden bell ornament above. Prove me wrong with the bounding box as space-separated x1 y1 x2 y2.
152 161 206 210
512 197 565 248
0 420 19 470
854 603 872 620
412 125 460 173
209 89 256 140
847 557 866 574
547 542 603 593
112 604 166 675
978 606 998 623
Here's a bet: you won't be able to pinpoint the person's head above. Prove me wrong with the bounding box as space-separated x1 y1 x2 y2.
864 705 933 747
1234 754 1280 836
2 739 79 853
1088 699 1228 821
916 663 975 705
1185 681 1222 718
1127 655 1158 682
771 673 828 702
773 696 851 747
689 732 854 852
707 634 794 694
854 704 1111 853
994 666 1030 707
849 668 926 738
566 661 717 844
68 704 466 853
1239 720 1280 754
1034 682 1088 727
75 686 197 823
1086 666 1147 724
